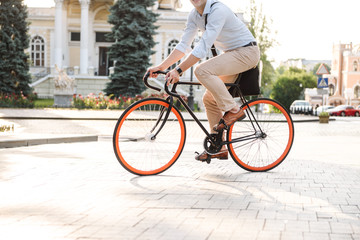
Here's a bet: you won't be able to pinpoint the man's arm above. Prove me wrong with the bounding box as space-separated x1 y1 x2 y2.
145 49 185 79
165 53 200 85
145 11 197 79
160 49 185 71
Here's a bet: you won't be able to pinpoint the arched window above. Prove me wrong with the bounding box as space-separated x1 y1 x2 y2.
329 84 335 96
31 36 45 67
354 61 358 71
354 86 360 98
167 39 180 70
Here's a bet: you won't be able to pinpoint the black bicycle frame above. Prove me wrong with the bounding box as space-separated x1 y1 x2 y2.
143 71 264 146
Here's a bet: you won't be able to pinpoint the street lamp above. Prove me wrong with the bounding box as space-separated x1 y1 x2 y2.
187 36 200 111
188 65 194 111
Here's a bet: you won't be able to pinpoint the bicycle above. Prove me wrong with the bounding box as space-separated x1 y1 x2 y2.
113 71 294 176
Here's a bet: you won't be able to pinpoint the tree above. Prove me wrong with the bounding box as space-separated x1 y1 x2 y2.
247 0 277 96
0 0 32 95
271 68 317 110
105 0 159 97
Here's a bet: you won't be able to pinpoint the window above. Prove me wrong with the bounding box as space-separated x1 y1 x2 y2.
70 32 81 41
355 86 360 98
329 84 335 96
95 32 114 43
30 36 45 67
354 61 358 71
167 39 180 70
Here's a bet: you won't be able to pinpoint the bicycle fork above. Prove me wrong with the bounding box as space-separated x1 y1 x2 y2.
148 96 174 140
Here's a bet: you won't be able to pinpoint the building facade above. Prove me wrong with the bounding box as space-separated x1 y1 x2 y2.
327 43 360 107
304 43 360 108
28 0 189 98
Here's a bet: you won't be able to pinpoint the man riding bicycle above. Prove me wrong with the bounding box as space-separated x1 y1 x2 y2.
146 0 260 161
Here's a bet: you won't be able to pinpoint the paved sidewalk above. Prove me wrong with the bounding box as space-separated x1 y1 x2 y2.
0 109 115 148
0 108 324 149
0 108 322 121
0 110 359 240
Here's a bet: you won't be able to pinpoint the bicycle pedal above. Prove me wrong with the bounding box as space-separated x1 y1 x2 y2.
194 151 211 164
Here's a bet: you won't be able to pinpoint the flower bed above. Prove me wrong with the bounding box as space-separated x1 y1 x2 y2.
72 92 144 109
0 92 36 108
72 92 188 110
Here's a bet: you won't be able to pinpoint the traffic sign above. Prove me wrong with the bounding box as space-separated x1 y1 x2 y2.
316 63 329 75
317 77 328 88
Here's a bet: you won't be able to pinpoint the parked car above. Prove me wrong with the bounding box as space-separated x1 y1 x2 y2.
315 105 335 116
327 105 360 117
290 100 313 114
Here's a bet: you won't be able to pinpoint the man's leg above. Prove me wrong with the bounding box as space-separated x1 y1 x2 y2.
194 46 260 161
194 46 260 113
196 74 237 161
202 75 238 134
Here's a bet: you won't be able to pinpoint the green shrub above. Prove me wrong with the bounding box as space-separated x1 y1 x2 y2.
319 111 329 117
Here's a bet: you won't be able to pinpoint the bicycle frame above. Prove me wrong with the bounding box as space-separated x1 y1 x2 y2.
143 71 265 147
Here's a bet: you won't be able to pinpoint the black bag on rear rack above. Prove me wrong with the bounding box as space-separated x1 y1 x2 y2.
228 66 260 97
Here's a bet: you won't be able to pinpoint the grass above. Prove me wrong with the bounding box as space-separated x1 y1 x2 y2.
34 99 54 108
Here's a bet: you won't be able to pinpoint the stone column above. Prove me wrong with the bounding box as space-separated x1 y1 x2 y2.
79 0 90 75
54 0 63 69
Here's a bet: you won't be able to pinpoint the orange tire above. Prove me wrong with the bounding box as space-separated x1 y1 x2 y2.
113 98 186 175
227 98 294 172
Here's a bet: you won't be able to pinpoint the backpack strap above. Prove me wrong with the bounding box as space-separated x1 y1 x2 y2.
205 2 218 57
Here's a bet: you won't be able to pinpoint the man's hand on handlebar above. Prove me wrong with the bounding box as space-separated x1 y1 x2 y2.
144 66 164 80
144 66 180 86
165 69 180 86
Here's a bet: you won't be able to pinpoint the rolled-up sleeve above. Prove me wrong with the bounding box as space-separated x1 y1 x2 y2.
191 6 226 59
175 13 198 54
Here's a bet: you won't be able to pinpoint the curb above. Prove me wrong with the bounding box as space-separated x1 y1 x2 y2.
0 116 118 121
0 135 98 149
0 115 329 123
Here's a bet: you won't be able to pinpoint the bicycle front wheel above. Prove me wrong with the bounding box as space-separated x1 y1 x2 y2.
113 98 186 176
227 98 294 172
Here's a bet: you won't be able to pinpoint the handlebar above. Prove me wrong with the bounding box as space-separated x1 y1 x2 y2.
143 70 168 92
143 70 181 98
143 70 239 99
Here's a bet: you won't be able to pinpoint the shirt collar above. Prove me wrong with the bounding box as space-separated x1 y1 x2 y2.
198 0 217 16
203 0 213 15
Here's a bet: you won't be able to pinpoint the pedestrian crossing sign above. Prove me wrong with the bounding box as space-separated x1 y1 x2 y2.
317 77 328 88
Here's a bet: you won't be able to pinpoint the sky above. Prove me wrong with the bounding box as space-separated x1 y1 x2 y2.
24 0 360 67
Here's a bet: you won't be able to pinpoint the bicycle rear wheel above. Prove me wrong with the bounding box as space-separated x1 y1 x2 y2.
113 98 186 176
227 98 294 172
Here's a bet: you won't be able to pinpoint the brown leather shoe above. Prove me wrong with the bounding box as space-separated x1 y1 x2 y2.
195 149 228 161
213 108 246 131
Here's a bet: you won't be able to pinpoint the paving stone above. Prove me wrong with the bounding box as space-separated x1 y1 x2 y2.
285 220 310 232
329 233 353 240
309 221 331 233
329 222 354 234
281 232 304 240
303 232 329 240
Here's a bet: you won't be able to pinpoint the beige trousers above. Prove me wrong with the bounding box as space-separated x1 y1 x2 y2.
194 45 260 133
